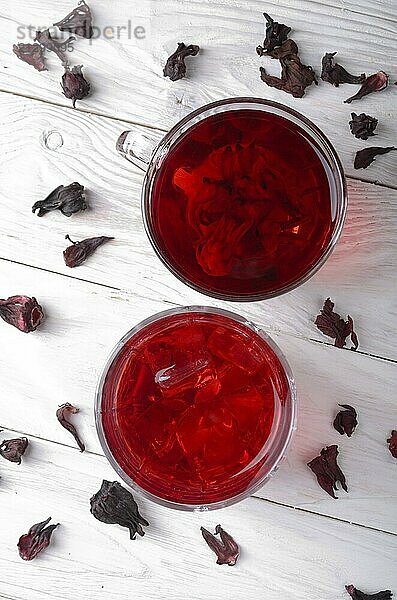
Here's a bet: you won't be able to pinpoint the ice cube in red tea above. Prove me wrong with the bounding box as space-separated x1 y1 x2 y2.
100 311 290 505
149 109 334 298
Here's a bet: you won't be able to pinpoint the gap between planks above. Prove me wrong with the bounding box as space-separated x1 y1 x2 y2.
1 255 397 366
1 422 396 538
0 87 396 192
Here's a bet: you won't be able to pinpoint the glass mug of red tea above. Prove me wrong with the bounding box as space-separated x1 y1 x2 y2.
117 97 346 301
96 307 297 510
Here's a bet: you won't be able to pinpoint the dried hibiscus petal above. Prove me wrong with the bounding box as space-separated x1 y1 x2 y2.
18 517 59 561
260 55 317 98
13 43 47 72
256 12 291 55
61 65 91 108
201 525 239 566
32 182 87 217
0 437 28 464
54 0 94 39
163 42 200 81
354 146 396 170
90 480 149 539
0 295 44 333
35 29 75 66
345 584 393 600
321 52 365 87
315 298 359 350
349 113 378 140
333 405 358 437
307 445 348 498
63 235 114 268
264 39 299 59
345 71 389 104
56 403 85 452
387 430 397 459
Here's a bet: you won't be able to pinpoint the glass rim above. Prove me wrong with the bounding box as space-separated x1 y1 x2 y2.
95 305 297 511
142 96 347 302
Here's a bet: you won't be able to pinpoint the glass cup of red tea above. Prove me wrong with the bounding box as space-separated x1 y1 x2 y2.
117 97 346 301
96 307 297 510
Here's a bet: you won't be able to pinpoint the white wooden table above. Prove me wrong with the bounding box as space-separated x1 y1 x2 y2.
0 1 396 598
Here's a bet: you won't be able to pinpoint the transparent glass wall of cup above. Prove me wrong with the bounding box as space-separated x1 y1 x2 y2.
95 306 297 511
117 97 347 301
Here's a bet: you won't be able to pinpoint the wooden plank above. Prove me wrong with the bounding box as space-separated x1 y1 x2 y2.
0 0 396 185
0 426 396 600
0 93 396 360
0 259 396 533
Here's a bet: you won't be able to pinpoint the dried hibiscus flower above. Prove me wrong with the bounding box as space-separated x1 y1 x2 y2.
345 71 389 104
54 0 94 39
256 12 291 55
63 235 114 268
333 405 358 437
201 525 239 566
56 403 85 452
163 42 200 81
0 437 28 464
32 182 87 217
387 430 397 459
18 517 59 561
349 113 378 140
307 445 348 498
90 480 149 539
13 43 47 72
315 298 359 350
260 54 317 98
35 29 75 66
321 52 365 87
0 295 44 333
345 584 393 600
354 146 396 170
61 65 91 108
264 39 299 60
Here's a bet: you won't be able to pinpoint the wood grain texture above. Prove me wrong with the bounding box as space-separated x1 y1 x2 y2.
0 426 396 600
0 0 396 185
0 93 396 360
0 259 396 533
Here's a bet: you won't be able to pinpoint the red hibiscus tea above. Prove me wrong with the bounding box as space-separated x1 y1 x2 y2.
147 109 335 299
98 309 295 508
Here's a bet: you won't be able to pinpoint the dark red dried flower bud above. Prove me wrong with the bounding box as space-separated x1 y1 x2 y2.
201 525 239 566
0 295 44 333
387 430 397 459
56 403 85 452
63 235 114 268
344 71 389 104
35 29 75 66
18 517 59 561
260 54 317 98
163 43 200 81
13 43 47 71
321 52 365 87
54 0 94 39
0 437 28 464
61 65 91 108
345 584 393 600
333 405 358 437
90 480 149 539
32 182 87 217
256 12 291 55
349 113 378 140
354 146 396 170
315 298 359 350
307 445 348 498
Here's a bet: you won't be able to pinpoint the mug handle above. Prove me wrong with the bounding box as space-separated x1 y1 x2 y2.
116 129 164 172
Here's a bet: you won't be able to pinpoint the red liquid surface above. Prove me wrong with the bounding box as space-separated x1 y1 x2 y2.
150 109 334 298
101 311 291 505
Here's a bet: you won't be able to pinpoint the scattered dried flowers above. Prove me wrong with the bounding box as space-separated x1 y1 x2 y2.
315 298 359 350
63 235 114 268
0 437 29 464
201 525 239 566
12 43 47 71
34 29 75 66
32 183 87 217
163 43 200 81
61 65 91 107
349 113 378 140
90 480 149 539
256 13 291 55
321 52 365 87
345 584 393 600
354 147 396 170
307 445 348 498
333 405 358 437
56 403 85 452
387 431 397 459
344 71 389 104
0 296 44 333
54 0 94 39
18 517 59 561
